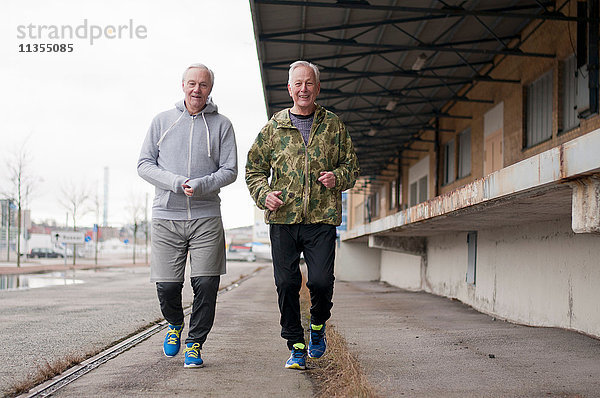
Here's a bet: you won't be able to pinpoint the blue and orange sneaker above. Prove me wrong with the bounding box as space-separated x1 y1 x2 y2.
308 323 326 358
163 324 183 357
184 343 204 368
285 343 307 369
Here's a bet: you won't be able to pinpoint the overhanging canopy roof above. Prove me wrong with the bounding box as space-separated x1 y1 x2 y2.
250 0 574 179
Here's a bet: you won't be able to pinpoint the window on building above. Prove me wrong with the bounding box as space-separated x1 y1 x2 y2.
408 156 429 207
443 138 455 185
418 176 428 203
371 191 380 218
398 182 402 209
409 177 428 206
466 231 477 285
458 128 471 178
526 70 553 147
355 202 364 227
409 182 418 207
389 180 397 210
363 191 380 223
562 54 589 133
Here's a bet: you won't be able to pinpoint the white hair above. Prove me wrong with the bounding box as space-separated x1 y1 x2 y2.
182 63 215 87
288 60 320 85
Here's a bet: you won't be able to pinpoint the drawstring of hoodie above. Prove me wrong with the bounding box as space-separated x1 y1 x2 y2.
156 110 212 158
201 112 211 158
156 112 185 146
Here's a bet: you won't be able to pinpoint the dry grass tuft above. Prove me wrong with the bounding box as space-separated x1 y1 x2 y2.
5 319 166 397
300 272 378 398
7 352 91 397
308 324 379 397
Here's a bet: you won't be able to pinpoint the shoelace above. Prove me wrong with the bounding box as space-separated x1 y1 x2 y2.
185 343 201 358
292 349 306 358
166 327 181 345
311 330 323 344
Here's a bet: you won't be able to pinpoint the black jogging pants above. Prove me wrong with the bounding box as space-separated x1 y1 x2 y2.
269 223 337 350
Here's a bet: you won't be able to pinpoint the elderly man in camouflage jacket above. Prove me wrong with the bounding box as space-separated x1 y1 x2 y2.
246 60 359 370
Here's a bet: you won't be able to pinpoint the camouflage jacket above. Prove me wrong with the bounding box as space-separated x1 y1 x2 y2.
245 104 359 225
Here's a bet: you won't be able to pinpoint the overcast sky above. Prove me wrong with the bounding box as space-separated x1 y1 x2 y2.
1 0 270 230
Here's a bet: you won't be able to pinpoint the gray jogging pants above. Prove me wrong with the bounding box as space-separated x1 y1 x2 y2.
150 217 226 282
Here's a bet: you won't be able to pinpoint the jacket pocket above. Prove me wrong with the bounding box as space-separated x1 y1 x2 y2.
320 187 338 220
165 192 188 210
154 190 169 208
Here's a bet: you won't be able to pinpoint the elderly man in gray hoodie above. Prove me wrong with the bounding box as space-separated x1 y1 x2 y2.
138 63 237 368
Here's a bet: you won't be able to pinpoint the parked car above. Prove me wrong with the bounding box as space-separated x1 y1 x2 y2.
226 244 257 262
27 248 64 258
244 242 272 261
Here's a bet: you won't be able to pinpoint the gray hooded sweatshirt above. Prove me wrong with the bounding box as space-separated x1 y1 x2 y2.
137 98 237 220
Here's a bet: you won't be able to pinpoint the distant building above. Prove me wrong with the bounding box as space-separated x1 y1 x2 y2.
226 225 253 246
252 206 270 244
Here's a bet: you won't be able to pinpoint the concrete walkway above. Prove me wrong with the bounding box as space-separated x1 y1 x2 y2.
46 266 313 398
4 263 600 397
332 281 600 397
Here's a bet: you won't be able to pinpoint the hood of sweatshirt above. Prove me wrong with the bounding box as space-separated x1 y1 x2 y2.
175 96 219 115
157 97 219 156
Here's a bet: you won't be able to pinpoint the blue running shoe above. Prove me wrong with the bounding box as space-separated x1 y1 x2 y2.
308 323 326 358
163 324 183 357
285 343 307 370
184 343 204 368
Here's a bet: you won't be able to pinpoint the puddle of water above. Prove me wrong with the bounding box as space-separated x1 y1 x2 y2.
0 272 84 291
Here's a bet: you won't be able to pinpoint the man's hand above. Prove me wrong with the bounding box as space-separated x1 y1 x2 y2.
183 181 194 197
318 171 336 189
266 191 284 211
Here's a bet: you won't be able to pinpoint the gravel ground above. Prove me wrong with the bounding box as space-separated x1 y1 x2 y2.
0 261 263 397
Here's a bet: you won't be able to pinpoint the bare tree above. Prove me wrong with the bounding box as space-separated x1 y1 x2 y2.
3 141 36 267
59 180 91 265
126 193 145 264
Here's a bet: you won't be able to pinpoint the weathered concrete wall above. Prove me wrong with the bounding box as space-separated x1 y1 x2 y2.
380 250 421 290
335 240 380 282
571 176 600 233
422 218 600 337
340 217 600 337
424 233 469 300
